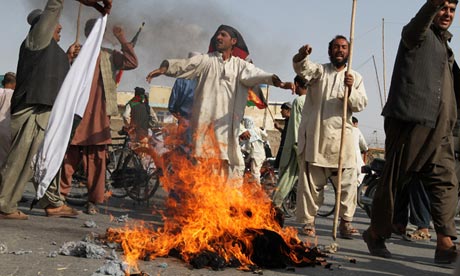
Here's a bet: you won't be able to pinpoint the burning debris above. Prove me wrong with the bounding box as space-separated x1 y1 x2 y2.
106 126 328 271
92 260 129 276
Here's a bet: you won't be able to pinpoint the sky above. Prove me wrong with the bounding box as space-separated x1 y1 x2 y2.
0 0 458 148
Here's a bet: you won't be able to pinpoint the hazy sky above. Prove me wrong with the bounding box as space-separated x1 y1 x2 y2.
1 0 457 147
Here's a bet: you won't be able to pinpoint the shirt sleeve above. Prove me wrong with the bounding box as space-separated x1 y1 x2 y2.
123 104 131 125
166 54 206 79
239 62 274 88
112 42 138 70
347 71 368 113
293 55 324 83
26 0 64 51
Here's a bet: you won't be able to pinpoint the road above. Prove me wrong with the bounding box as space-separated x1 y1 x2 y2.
0 182 458 276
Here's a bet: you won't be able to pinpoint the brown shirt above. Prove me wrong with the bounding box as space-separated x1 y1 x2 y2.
71 44 138 146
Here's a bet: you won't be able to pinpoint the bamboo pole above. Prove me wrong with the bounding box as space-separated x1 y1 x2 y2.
332 0 358 241
75 2 82 44
382 18 387 102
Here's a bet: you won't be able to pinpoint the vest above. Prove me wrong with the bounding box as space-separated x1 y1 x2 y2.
11 39 69 114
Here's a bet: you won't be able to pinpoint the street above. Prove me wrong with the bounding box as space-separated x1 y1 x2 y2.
0 182 457 276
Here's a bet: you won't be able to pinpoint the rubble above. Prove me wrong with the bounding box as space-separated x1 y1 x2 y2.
84 220 98 228
92 260 129 276
59 241 106 259
0 243 7 254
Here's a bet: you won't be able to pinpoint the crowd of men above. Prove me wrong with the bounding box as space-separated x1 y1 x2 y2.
0 0 459 266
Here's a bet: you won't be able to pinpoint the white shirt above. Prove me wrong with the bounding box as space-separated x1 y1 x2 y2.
165 52 274 167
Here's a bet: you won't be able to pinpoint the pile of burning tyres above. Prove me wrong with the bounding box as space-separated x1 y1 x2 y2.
106 125 328 271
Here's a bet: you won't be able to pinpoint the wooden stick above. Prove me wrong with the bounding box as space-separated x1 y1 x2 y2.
332 0 358 241
372 55 384 110
382 18 387 102
75 2 82 44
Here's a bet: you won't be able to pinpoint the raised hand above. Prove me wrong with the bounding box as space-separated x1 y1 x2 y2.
77 0 112 15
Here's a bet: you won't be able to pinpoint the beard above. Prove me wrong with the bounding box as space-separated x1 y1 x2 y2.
330 55 348 68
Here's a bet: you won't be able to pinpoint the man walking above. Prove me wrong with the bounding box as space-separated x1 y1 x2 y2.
363 0 460 264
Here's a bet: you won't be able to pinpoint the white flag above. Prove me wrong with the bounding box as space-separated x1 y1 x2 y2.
34 15 107 199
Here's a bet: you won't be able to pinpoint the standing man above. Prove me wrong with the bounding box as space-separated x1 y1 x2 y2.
123 86 157 140
60 19 138 215
351 116 368 184
292 35 368 239
0 72 16 168
146 24 294 183
363 0 460 264
0 0 108 220
272 76 307 208
274 102 291 169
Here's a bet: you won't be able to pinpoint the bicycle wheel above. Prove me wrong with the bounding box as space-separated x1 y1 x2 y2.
363 177 379 218
126 170 161 202
317 178 336 217
109 148 142 198
281 180 297 218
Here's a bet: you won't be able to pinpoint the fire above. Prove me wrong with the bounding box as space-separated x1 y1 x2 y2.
107 124 326 270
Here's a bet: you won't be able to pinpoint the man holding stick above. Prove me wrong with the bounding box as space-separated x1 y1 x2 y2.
292 35 368 239
363 0 460 264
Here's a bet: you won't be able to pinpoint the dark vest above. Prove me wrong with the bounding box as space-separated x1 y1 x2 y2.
130 101 150 131
11 39 69 114
382 25 457 128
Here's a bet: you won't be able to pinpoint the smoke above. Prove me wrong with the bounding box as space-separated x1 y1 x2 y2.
22 0 234 91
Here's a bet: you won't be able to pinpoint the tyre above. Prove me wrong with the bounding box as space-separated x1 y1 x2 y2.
317 178 336 217
109 148 143 198
362 176 379 218
126 170 161 202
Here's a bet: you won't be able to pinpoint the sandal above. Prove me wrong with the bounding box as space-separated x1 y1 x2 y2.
339 220 359 239
0 210 29 220
301 223 316 237
86 202 99 215
403 229 431 242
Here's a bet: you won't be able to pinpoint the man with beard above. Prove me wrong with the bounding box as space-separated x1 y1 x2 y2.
363 0 460 264
146 25 294 185
292 35 368 239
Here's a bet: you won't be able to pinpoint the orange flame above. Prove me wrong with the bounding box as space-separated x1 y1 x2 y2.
108 124 321 270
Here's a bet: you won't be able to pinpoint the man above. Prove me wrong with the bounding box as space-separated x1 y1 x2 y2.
168 52 200 149
0 0 108 220
292 35 368 239
272 76 307 208
123 86 157 140
0 72 16 168
352 116 368 184
274 102 291 169
146 24 293 182
363 0 460 264
60 19 138 215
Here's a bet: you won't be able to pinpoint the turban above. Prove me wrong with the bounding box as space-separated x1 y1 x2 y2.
208 24 249 60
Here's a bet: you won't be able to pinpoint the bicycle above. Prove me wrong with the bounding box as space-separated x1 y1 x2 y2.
66 128 162 204
281 176 336 218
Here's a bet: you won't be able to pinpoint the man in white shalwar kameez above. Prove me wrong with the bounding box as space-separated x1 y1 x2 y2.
293 35 368 239
147 25 293 183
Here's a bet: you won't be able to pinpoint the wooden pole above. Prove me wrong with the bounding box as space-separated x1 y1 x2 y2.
372 55 384 110
332 0 358 241
382 18 387 102
263 85 270 129
75 2 82 44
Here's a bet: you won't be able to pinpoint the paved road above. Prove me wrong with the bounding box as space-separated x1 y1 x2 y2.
0 183 458 276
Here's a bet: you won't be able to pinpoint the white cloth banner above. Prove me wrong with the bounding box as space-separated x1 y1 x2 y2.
34 15 107 199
